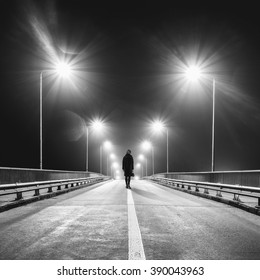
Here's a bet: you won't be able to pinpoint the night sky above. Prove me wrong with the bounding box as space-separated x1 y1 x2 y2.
1 0 260 175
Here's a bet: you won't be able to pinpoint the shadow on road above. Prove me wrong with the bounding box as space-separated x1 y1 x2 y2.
131 187 166 202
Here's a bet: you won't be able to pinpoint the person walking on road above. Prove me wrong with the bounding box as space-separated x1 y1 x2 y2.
122 149 134 189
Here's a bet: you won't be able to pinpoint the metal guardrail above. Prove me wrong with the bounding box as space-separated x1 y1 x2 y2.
0 176 109 201
149 176 260 208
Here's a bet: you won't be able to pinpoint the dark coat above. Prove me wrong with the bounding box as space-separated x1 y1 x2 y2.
122 153 134 176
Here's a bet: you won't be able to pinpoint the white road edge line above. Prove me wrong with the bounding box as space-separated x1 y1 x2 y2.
127 189 146 260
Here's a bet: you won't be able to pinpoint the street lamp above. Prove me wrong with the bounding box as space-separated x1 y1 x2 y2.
111 162 119 179
115 169 120 180
100 140 112 174
110 153 116 160
185 65 202 82
136 162 143 178
151 120 169 173
185 65 216 172
85 119 105 172
138 154 147 177
142 140 154 175
110 153 116 176
39 60 72 169
55 62 72 78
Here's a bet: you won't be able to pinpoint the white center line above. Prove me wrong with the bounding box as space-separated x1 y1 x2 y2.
127 189 146 260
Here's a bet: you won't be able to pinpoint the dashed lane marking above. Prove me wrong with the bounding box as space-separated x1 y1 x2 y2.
127 189 146 260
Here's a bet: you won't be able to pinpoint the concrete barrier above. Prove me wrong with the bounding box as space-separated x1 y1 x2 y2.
0 167 104 184
154 170 260 188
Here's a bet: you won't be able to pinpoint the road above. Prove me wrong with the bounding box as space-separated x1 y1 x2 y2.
0 179 260 260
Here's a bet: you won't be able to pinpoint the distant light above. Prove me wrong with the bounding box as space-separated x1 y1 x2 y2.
110 153 116 160
185 65 201 82
136 163 141 168
138 154 145 161
112 162 119 168
135 176 140 180
55 61 72 78
142 140 152 151
104 140 112 150
115 175 120 180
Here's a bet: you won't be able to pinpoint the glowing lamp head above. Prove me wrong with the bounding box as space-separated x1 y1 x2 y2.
91 119 105 132
112 162 119 168
142 140 152 151
185 65 201 82
110 153 116 160
138 154 145 161
55 61 72 78
152 120 165 133
104 140 112 150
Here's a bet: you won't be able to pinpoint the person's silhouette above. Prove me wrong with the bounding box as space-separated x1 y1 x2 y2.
122 149 134 189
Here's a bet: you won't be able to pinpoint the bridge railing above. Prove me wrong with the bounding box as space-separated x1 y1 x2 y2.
149 176 260 208
0 176 110 201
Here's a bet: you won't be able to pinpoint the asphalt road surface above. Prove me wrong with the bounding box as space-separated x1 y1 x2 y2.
0 179 260 260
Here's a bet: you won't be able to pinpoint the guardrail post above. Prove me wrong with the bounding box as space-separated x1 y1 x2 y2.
195 184 199 192
34 189 40 196
233 194 241 202
15 192 23 200
216 190 222 197
256 198 260 208
204 188 209 194
57 185 61 191
47 186 53 193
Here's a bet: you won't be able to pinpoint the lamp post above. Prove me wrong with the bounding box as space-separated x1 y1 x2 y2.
39 61 72 169
142 140 154 175
111 162 119 179
86 126 89 171
136 163 143 178
85 119 105 172
138 154 147 177
151 120 169 173
185 65 216 172
100 145 102 174
110 153 116 176
40 71 43 170
167 128 169 173
100 140 112 175
85 119 104 171
104 141 112 175
211 78 216 172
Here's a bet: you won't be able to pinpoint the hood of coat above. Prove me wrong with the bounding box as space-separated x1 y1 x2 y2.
125 153 132 158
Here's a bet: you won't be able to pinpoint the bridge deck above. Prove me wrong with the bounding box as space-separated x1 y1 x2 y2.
0 179 260 260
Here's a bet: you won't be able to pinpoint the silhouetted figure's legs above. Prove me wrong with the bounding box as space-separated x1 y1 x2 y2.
125 176 131 189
